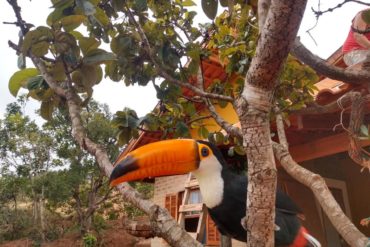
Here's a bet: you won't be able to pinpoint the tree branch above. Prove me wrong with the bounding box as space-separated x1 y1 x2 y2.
347 93 370 171
32 57 67 98
6 0 32 35
273 142 369 247
292 39 370 85
205 99 242 138
95 188 113 207
292 91 358 115
274 115 369 247
274 107 288 148
194 58 241 138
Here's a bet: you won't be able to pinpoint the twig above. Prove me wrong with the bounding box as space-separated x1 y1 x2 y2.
205 99 242 138
6 0 32 35
186 115 212 125
292 91 357 115
8 40 55 63
333 94 352 132
312 0 370 18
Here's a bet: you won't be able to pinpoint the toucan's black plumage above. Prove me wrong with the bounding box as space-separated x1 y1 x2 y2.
198 141 303 244
110 139 321 247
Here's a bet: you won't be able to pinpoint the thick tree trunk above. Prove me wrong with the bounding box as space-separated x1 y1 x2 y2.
80 217 92 235
236 95 277 247
237 0 307 246
40 185 46 241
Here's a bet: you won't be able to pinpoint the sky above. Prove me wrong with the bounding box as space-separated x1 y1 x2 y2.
0 1 366 122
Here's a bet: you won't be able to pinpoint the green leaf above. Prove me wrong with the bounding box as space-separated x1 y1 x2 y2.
198 126 209 139
181 0 196 6
60 15 86 32
47 8 65 26
22 27 53 54
218 100 228 108
219 0 228 7
72 65 101 92
51 0 74 9
201 0 218 20
94 7 110 27
28 88 54 102
105 61 122 82
48 61 66 81
83 49 116 65
117 129 130 146
362 10 370 24
111 36 135 54
112 0 125 11
234 145 245 156
31 41 49 56
78 36 101 55
8 68 39 97
134 0 147 12
69 30 84 40
215 131 224 145
40 101 54 121
360 124 369 137
76 0 96 15
175 121 190 137
27 75 44 90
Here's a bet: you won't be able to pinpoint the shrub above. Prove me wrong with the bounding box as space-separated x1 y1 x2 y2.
83 233 97 247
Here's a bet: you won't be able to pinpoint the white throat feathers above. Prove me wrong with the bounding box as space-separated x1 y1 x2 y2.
192 155 224 208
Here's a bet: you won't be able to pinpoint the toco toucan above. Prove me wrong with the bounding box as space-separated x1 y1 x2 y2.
110 139 321 247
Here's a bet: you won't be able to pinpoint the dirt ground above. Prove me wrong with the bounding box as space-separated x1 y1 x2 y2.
0 220 150 247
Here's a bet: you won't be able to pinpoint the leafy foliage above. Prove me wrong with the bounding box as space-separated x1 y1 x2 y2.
83 233 97 247
0 100 121 240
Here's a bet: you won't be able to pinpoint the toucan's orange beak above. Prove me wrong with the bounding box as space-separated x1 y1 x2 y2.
109 139 200 186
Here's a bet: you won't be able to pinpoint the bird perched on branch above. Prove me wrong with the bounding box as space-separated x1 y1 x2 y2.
110 139 321 247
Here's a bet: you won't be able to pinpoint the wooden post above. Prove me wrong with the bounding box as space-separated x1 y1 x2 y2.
221 234 232 247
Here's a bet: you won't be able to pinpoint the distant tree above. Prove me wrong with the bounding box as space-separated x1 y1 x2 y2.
42 100 119 235
0 99 63 240
0 100 118 238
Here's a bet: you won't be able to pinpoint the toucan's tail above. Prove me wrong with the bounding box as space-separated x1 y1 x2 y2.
303 230 321 247
289 227 321 247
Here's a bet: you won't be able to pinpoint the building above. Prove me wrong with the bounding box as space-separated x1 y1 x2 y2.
121 49 370 246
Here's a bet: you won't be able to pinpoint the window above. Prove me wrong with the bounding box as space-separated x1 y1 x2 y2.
189 189 202 204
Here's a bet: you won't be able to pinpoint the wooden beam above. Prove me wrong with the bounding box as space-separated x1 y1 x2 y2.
185 179 199 189
289 132 370 163
179 203 204 213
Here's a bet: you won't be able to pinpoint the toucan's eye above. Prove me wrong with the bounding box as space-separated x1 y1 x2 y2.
201 147 209 157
